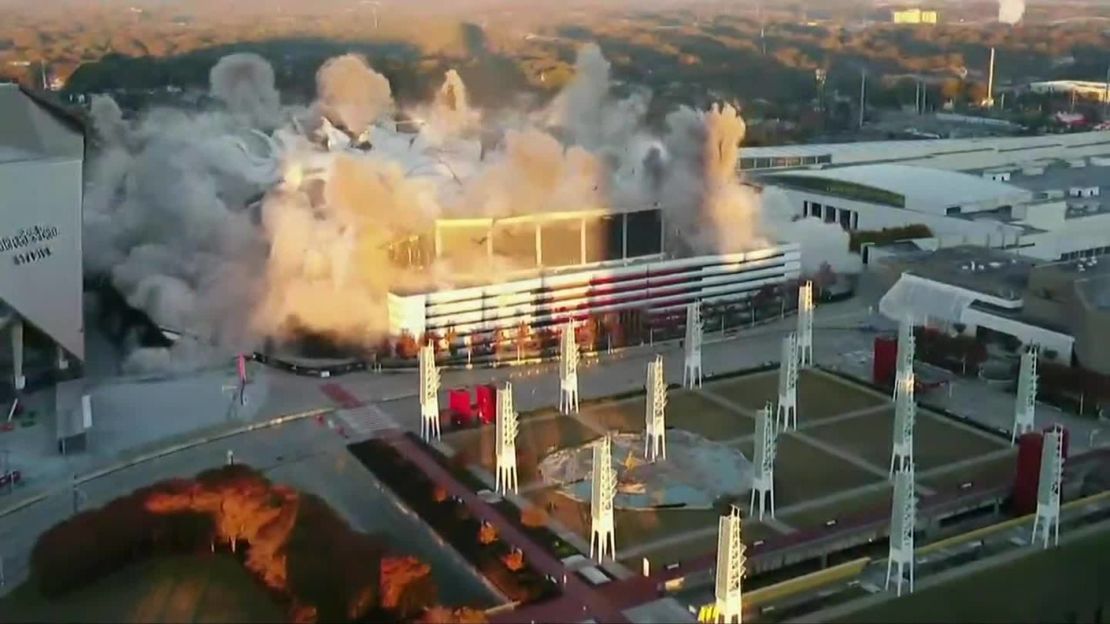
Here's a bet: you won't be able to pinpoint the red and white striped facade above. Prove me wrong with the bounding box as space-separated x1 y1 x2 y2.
387 244 802 339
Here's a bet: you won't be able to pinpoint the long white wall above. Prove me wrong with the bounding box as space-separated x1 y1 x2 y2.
778 188 1025 248
1017 212 1110 260
960 307 1074 363
387 246 802 337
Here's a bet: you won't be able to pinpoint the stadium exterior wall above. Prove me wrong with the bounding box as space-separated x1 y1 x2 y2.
387 244 802 338
0 157 84 360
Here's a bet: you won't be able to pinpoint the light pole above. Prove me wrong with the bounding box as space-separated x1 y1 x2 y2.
70 474 85 515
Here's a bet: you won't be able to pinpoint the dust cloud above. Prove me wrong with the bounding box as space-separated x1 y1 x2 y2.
84 46 854 368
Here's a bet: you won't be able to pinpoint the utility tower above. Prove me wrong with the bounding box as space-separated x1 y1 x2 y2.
590 434 617 562
750 402 777 520
645 354 668 461
559 321 580 414
797 281 814 367
713 506 747 624
894 318 915 399
777 331 798 431
419 343 440 441
1032 425 1064 549
1013 345 1039 444
495 382 519 495
885 464 916 596
890 372 916 476
684 301 704 389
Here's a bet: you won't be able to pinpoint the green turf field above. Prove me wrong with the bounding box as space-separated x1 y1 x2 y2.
441 368 1018 567
833 524 1110 623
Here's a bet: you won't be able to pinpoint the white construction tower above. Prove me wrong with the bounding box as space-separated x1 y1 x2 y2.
418 343 440 441
559 321 580 414
894 318 915 398
684 301 704 388
890 371 916 476
1031 425 1064 549
590 433 617 562
750 402 777 520
645 354 668 461
1013 345 1039 444
777 331 799 431
713 506 747 624
797 281 814 367
885 464 916 597
495 382 519 495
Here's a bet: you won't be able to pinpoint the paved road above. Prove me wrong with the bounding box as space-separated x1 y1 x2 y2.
0 419 497 606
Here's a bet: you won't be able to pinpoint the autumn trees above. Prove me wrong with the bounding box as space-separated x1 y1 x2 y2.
29 465 466 623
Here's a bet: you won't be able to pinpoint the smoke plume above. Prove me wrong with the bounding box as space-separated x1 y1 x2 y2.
315 54 395 137
84 45 855 366
209 53 283 129
998 0 1025 24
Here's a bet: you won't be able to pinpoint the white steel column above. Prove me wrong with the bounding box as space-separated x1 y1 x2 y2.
590 433 617 562
894 318 915 399
796 281 814 367
750 402 777 520
419 343 440 441
11 319 24 391
1031 426 1064 549
1013 345 1039 444
684 301 703 388
777 331 798 431
645 354 667 461
713 506 746 624
495 382 519 495
885 464 916 596
559 321 580 414
890 372 916 476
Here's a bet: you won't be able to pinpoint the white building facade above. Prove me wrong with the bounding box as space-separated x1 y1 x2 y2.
0 83 85 391
388 245 802 340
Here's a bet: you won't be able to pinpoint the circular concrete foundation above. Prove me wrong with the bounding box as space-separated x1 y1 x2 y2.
537 430 754 510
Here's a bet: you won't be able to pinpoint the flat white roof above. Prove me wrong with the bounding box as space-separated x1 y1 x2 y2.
740 131 1110 171
0 83 84 163
763 164 1033 214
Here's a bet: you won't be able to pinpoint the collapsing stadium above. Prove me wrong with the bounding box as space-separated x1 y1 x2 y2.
83 47 850 370
385 207 802 356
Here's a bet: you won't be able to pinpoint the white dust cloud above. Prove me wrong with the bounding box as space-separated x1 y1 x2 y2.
85 46 855 367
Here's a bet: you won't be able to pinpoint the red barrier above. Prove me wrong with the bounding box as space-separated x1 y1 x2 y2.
476 384 496 425
873 336 897 387
1013 431 1044 515
449 388 473 425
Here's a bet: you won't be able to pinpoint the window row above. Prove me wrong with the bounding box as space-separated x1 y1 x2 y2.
803 200 859 231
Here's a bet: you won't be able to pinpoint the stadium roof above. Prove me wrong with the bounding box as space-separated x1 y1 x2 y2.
0 83 84 163
739 131 1110 172
759 164 1034 214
